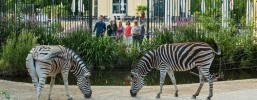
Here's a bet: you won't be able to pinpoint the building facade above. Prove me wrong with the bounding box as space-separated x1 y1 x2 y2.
92 0 191 21
92 0 147 19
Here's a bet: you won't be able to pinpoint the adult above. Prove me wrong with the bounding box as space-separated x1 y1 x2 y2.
93 15 106 38
107 20 117 39
131 20 141 48
125 21 132 47
117 21 124 43
139 17 145 46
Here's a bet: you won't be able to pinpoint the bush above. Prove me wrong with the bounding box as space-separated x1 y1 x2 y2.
149 15 257 69
0 30 37 73
60 30 119 70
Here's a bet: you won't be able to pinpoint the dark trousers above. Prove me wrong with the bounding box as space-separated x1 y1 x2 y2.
132 35 140 48
96 32 104 38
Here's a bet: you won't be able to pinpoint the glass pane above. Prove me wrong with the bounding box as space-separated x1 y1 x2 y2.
113 0 119 3
113 5 120 13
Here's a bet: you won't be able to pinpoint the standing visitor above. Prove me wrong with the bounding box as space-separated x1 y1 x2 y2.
117 21 124 43
125 21 132 47
93 15 106 38
131 20 141 48
106 20 116 39
139 17 145 47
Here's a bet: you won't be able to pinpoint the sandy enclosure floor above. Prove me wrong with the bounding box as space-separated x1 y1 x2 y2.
1 79 257 100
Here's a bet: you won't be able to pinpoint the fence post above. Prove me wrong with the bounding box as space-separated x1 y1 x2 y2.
88 0 92 33
147 0 150 41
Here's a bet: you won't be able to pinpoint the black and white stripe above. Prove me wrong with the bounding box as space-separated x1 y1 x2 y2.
26 45 92 100
130 42 221 100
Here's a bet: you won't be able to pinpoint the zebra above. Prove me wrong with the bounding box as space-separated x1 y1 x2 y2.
130 41 221 100
26 45 92 100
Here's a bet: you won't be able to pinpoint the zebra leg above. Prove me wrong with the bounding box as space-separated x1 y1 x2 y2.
192 69 205 99
167 70 178 97
36 74 47 100
26 56 38 92
156 66 167 98
27 67 39 92
202 70 213 100
61 70 73 100
47 75 56 100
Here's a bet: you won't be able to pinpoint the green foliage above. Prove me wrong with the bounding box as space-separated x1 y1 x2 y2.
0 17 17 45
0 30 37 72
59 30 118 70
31 22 62 45
135 5 147 16
0 90 10 99
42 4 66 18
150 14 257 69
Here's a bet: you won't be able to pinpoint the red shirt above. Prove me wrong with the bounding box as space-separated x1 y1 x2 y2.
125 25 132 37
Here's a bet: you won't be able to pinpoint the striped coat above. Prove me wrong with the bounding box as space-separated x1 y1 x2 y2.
26 45 92 100
130 41 221 100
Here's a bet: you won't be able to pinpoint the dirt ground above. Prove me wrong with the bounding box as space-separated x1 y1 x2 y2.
1 79 257 100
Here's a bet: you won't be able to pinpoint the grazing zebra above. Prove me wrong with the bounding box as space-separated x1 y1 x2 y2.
130 41 221 100
26 45 92 100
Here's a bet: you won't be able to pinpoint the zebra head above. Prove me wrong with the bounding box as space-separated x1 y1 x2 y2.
77 72 92 98
130 72 144 97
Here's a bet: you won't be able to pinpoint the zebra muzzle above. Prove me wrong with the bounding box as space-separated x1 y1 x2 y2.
84 90 92 98
130 90 137 97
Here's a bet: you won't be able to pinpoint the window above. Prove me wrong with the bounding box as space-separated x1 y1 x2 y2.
94 0 98 16
112 0 127 14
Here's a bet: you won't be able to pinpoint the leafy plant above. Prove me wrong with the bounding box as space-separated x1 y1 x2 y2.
136 5 147 17
60 30 118 70
0 90 10 99
0 30 37 72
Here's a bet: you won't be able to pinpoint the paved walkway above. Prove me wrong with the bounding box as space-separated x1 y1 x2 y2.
1 79 257 100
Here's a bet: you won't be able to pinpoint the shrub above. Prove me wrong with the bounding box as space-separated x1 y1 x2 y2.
0 30 37 72
60 30 118 70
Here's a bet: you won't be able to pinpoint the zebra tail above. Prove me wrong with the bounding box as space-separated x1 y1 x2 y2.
32 51 67 61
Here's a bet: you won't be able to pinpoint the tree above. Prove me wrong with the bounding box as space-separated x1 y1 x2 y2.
136 5 147 18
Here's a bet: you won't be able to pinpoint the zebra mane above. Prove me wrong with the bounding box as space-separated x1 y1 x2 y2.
66 48 90 75
131 49 157 73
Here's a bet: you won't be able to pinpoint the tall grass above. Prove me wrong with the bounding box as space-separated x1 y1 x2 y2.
0 30 37 73
60 30 119 70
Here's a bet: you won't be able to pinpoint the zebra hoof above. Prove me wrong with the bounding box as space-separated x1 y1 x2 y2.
205 97 211 100
68 97 73 100
47 98 52 100
191 95 197 99
174 93 178 97
156 94 160 98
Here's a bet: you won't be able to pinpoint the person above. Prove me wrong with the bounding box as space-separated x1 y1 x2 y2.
106 20 116 39
93 15 106 38
125 21 132 47
131 20 141 48
113 20 118 35
139 17 145 47
117 21 124 43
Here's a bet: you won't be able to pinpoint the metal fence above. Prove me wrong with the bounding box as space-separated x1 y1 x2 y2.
146 0 255 39
0 0 93 44
0 0 255 41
